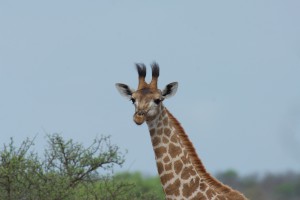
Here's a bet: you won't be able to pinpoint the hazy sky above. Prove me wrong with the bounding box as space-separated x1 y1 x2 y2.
1 1 300 176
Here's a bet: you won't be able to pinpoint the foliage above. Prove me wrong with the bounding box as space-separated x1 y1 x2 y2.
217 169 300 200
0 137 40 200
0 134 126 200
112 171 164 199
72 172 164 200
1 135 300 200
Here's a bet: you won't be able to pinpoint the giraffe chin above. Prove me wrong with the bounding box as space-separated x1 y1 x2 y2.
133 115 145 125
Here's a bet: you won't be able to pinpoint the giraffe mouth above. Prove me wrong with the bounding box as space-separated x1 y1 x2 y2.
133 110 148 125
133 114 145 125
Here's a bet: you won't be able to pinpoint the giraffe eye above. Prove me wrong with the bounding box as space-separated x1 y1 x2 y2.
154 99 161 105
130 98 136 104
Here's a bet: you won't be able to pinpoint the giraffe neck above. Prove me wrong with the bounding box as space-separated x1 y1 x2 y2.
146 106 247 200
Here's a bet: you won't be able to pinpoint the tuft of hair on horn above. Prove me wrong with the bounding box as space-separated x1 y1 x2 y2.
151 62 159 78
135 63 146 77
149 62 159 89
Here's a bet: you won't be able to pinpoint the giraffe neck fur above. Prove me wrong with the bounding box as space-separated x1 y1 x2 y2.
146 105 247 200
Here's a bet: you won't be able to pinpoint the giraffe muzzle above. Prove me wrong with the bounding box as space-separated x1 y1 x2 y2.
133 110 146 125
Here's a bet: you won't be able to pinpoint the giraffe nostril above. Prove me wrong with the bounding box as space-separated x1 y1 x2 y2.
137 111 144 116
136 109 148 116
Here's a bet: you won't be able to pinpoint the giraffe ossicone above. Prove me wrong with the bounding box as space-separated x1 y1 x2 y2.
115 63 248 200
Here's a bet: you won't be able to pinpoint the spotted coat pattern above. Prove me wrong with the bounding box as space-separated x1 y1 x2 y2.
147 106 247 200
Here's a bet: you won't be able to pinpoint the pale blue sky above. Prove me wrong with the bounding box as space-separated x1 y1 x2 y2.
0 1 300 175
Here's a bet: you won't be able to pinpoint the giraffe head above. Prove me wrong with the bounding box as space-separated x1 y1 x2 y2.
116 63 178 125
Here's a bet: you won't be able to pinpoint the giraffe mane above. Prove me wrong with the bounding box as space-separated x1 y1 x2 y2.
165 109 233 194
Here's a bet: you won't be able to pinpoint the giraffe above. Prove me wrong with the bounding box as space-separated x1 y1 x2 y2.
115 63 248 200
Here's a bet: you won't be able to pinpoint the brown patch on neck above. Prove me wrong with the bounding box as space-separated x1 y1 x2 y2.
165 109 233 194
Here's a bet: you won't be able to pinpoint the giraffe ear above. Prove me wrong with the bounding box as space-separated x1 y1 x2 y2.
162 82 178 99
115 83 135 99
